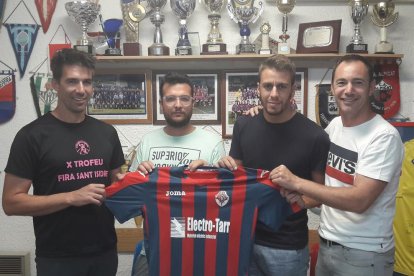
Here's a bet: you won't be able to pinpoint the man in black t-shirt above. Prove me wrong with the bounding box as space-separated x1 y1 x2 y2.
218 55 330 276
2 49 125 276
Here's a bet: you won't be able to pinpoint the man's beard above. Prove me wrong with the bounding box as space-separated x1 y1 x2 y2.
164 111 192 128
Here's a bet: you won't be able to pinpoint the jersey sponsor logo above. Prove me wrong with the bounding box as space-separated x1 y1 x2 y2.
75 140 90 155
326 142 357 185
170 216 231 240
166 190 186 197
215 191 229 207
171 217 186 238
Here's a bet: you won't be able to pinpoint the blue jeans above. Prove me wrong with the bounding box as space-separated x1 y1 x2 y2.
249 244 309 276
316 242 394 276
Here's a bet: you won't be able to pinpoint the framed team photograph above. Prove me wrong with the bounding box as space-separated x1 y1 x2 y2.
153 71 220 125
222 71 259 138
87 70 152 124
222 69 308 138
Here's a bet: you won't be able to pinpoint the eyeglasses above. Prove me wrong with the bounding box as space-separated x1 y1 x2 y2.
162 95 193 106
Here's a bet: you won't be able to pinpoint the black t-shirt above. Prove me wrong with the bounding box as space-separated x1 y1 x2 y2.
230 112 330 249
5 113 125 257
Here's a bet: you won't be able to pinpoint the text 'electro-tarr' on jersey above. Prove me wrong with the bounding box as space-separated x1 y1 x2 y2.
170 217 231 240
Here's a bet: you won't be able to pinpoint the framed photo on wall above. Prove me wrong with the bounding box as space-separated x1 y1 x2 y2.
87 69 152 124
222 71 259 138
222 69 308 138
153 72 220 125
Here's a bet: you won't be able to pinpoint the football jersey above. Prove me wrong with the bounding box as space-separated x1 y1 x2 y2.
105 166 300 276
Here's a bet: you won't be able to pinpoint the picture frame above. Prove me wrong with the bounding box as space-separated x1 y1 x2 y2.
222 69 308 138
296 20 342 54
153 72 220 125
87 69 152 124
222 71 259 138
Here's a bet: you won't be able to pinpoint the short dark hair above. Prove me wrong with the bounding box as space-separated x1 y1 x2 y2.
50 48 95 81
159 72 194 98
331 54 374 83
258 54 296 85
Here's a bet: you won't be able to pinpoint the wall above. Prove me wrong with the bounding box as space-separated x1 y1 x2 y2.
0 1 413 275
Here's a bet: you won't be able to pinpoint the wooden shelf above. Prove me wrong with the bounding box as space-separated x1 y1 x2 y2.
96 53 403 70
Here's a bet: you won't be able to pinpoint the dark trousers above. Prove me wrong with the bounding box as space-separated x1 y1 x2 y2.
35 248 118 276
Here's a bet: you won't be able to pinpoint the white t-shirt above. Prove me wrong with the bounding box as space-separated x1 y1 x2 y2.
319 115 404 252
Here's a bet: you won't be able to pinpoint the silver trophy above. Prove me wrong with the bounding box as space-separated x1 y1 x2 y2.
227 0 263 54
148 0 170 56
370 1 398 54
121 0 148 56
346 0 369 53
276 0 295 54
65 0 101 54
171 0 196 56
201 0 227 55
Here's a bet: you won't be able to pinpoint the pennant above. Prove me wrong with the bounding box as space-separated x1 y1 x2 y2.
315 83 339 128
370 63 401 119
30 72 57 117
0 0 5 27
49 43 71 61
35 0 57 33
0 69 16 123
4 23 40 78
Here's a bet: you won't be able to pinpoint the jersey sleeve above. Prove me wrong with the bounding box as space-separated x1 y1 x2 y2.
105 172 149 223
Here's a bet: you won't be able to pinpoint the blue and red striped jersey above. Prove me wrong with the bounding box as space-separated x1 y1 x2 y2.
105 166 300 276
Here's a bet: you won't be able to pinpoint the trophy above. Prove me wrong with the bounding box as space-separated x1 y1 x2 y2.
227 0 263 54
65 1 101 54
346 0 369 53
276 0 295 54
370 2 398 54
171 0 196 55
201 0 227 55
259 22 271 54
121 0 148 56
102 18 123 55
148 0 170 56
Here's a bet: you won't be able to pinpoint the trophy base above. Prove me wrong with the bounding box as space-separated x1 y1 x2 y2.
259 49 272 55
123 43 142 56
346 43 368 54
74 45 93 54
201 43 228 55
278 43 291 54
148 44 170 56
175 47 192 56
104 48 122 56
237 44 255 54
375 42 393 54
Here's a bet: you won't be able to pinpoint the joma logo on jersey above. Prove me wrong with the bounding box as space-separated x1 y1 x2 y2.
166 190 186 197
327 152 356 174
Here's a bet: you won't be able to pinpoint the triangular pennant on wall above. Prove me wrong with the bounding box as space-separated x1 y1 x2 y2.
4 23 40 78
0 69 16 123
30 72 57 117
35 0 57 33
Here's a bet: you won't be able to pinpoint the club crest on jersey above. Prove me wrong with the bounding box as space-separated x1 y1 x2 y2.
215 191 229 207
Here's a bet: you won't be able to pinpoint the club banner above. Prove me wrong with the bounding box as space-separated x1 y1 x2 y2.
5 23 40 78
370 63 400 119
30 73 57 117
315 83 339 129
0 70 16 123
35 0 57 33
